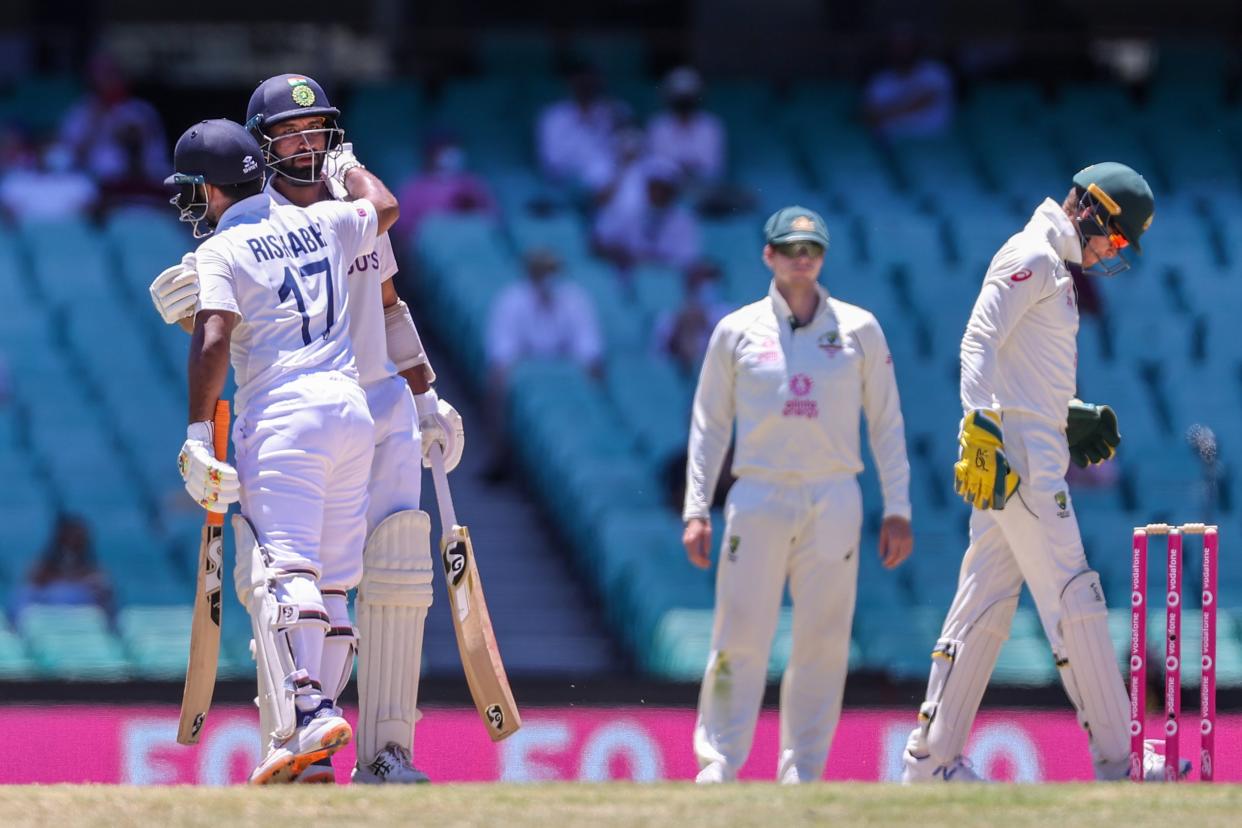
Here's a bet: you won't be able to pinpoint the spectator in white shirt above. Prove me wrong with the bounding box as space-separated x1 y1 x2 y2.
483 249 604 481
862 27 955 141
536 61 630 191
594 156 702 272
648 68 725 183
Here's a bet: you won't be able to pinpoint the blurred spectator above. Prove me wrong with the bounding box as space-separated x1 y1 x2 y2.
11 514 113 621
583 124 648 207
99 123 170 212
393 132 497 240
483 249 603 481
647 68 725 183
862 26 955 140
55 53 168 185
0 132 98 223
536 60 630 190
593 157 702 270
651 260 733 376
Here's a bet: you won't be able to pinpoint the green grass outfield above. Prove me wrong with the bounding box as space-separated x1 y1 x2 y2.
7 783 1242 828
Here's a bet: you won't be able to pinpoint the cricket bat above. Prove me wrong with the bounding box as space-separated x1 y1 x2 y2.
177 399 230 746
429 444 521 741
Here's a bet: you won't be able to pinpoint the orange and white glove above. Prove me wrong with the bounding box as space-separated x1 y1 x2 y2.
178 421 240 513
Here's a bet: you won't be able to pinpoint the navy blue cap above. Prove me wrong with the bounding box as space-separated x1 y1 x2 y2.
165 119 265 187
246 73 340 131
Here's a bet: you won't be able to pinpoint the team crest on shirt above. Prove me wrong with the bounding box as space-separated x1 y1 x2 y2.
817 330 844 357
783 373 818 418
1054 490 1070 518
727 535 740 563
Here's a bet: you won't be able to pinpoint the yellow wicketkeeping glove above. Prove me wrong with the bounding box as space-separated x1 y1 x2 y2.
953 409 1020 510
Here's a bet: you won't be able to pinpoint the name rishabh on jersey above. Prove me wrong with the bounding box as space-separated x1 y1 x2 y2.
195 191 379 413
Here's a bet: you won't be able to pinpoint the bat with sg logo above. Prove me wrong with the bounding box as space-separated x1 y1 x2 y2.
177 399 230 745
429 443 521 741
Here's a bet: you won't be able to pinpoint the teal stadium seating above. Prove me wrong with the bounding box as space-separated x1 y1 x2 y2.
4 49 1242 687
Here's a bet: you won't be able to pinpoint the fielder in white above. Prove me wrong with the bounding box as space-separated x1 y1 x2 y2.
899 162 1181 782
154 74 462 785
170 117 399 784
683 206 914 784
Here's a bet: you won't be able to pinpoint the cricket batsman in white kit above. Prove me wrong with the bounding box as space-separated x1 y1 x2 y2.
152 74 460 784
683 206 914 783
170 117 401 783
900 162 1182 782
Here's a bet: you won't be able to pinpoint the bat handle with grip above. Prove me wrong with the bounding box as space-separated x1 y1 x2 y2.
207 400 230 528
428 443 457 529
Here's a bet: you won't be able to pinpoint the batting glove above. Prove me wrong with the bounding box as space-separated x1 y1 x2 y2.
178 421 240 514
414 389 464 473
149 253 200 326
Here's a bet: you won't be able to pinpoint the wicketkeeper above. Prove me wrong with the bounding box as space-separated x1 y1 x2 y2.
900 162 1181 782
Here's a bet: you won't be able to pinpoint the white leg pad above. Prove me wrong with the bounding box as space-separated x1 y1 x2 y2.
1057 569 1130 777
232 514 330 745
906 595 1017 773
356 510 434 766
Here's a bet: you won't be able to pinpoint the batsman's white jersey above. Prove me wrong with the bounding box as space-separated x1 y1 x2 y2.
685 281 910 782
196 192 377 589
265 181 423 541
905 199 1132 781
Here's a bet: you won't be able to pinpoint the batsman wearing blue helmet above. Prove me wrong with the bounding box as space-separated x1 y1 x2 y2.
153 74 458 785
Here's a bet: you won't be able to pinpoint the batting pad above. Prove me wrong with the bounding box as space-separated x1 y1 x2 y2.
914 595 1017 768
1058 569 1130 775
357 510 434 766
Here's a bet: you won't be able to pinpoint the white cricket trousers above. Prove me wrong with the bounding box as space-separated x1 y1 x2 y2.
911 411 1129 769
695 473 861 782
235 371 376 591
363 374 423 534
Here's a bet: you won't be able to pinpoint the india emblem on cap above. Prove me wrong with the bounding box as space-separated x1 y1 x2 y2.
289 78 316 107
791 216 815 231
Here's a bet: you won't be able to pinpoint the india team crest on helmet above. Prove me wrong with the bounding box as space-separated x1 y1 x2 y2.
288 78 316 107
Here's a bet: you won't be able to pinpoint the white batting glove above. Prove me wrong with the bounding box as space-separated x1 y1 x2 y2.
149 253 200 325
178 421 240 514
414 389 464 473
322 142 364 190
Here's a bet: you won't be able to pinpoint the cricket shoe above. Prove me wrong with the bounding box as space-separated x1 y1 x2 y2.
1141 740 1192 782
901 751 983 783
695 762 735 784
248 702 353 785
296 758 336 784
352 743 431 784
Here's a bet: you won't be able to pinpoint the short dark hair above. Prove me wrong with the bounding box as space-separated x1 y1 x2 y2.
215 177 264 202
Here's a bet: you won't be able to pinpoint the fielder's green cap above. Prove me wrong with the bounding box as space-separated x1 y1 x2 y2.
1072 162 1155 253
764 205 830 248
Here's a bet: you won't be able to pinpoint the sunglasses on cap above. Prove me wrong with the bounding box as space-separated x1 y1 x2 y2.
773 241 825 259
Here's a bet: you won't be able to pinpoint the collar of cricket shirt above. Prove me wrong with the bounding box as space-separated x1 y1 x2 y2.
1032 197 1083 266
215 192 274 233
768 279 830 330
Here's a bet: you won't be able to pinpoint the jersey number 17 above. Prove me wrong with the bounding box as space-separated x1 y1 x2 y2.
278 257 335 346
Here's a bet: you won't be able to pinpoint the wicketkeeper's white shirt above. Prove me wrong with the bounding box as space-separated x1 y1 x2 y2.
960 198 1081 424
684 281 911 522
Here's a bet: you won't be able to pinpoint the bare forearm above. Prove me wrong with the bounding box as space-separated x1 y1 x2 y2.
343 167 400 234
188 311 235 423
400 364 433 395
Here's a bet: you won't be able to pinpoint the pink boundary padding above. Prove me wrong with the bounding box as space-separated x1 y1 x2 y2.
5 706 1241 784
1202 528 1218 781
1129 528 1148 781
1165 529 1183 780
